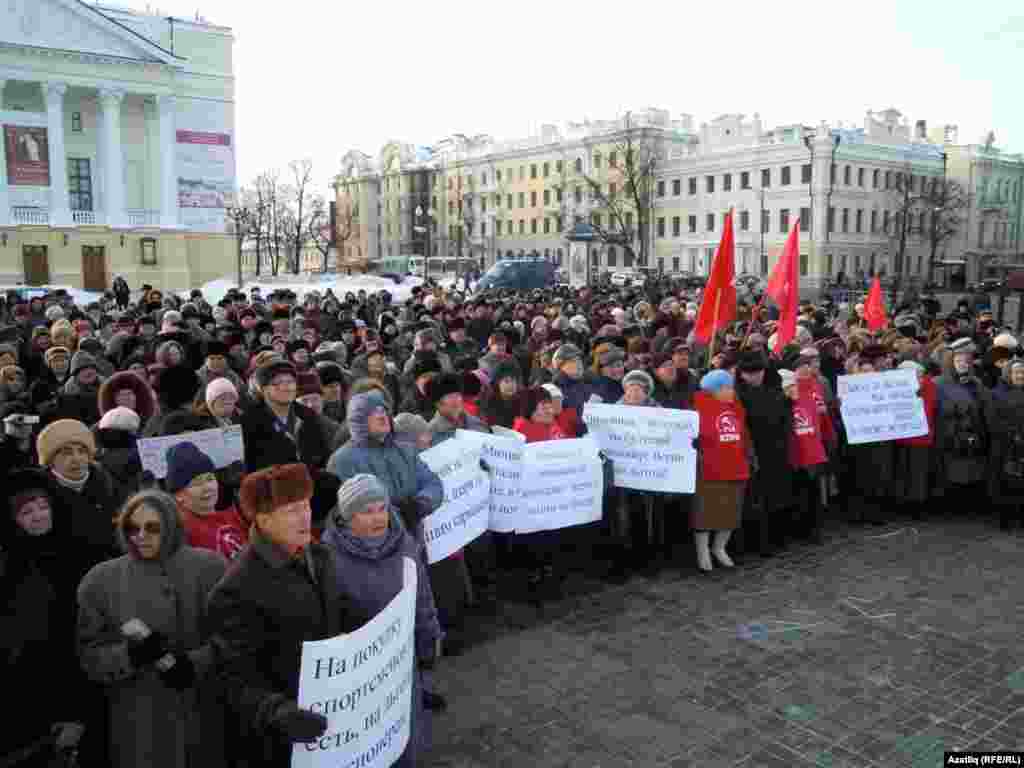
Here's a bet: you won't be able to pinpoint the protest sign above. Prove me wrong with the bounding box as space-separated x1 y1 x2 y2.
582 403 699 493
419 439 491 564
292 558 417 768
837 369 928 444
517 436 604 534
490 425 526 442
454 429 524 533
137 425 245 479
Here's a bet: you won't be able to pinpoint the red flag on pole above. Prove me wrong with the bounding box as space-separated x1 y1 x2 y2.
693 209 736 344
765 218 801 354
864 276 888 331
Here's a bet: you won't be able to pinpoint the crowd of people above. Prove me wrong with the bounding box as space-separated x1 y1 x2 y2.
0 273 1020 768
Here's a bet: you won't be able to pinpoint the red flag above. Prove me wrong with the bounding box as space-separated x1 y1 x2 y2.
864 276 888 331
693 210 736 344
766 218 801 354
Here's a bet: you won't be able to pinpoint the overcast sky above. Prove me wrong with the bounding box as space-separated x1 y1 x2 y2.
144 0 1023 195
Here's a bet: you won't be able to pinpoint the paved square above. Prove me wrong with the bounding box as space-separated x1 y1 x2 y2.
426 514 1024 767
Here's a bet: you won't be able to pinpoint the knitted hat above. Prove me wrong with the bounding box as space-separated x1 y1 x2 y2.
347 390 391 444
36 419 95 466
240 463 314 520
622 369 654 396
393 412 430 437
205 340 229 358
297 370 323 397
45 305 65 322
426 372 462 404
98 406 141 434
948 337 975 356
598 346 626 368
165 441 216 493
778 369 797 389
334 473 389 525
993 332 1018 350
541 383 563 401
700 369 734 393
205 377 238 406
553 343 583 368
523 386 552 419
898 360 925 374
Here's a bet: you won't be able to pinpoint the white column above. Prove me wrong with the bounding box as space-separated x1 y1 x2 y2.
0 78 8 226
158 94 177 227
99 88 126 227
45 81 70 226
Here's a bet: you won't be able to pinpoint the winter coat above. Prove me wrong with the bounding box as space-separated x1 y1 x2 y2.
736 379 793 515
239 399 337 473
985 380 1024 504
96 427 145 497
322 514 441 766
428 410 490 445
934 372 992 488
326 432 443 512
590 374 624 405
49 463 126 565
206 530 366 768
398 386 436 421
98 370 158 423
553 371 594 421
76 498 228 768
480 391 523 429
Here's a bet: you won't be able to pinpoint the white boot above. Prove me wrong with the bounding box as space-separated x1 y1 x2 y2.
712 530 734 567
695 531 712 572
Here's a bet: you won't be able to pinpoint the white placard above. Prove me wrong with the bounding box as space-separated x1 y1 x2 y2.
582 403 699 493
454 429 524 533
837 369 928 444
137 425 245 479
292 558 417 768
419 440 491 564
517 436 604 534
490 425 526 442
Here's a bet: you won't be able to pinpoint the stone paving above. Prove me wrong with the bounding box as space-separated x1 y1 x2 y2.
425 512 1024 767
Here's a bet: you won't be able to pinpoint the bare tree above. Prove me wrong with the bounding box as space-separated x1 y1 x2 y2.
922 177 968 278
282 159 316 275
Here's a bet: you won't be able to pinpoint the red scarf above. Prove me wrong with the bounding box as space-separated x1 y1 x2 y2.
896 374 936 447
512 416 566 443
788 388 827 468
695 392 750 482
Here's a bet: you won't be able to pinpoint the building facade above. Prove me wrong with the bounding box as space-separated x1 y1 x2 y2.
0 0 237 291
337 108 1024 290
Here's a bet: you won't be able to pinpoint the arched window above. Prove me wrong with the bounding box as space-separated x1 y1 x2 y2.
590 248 599 267
556 248 563 266
544 248 551 260
575 157 583 173
607 246 618 268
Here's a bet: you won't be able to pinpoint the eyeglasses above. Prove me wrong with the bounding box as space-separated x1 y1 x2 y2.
125 521 161 537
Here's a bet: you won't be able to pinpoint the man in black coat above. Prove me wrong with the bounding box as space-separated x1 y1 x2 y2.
207 464 365 768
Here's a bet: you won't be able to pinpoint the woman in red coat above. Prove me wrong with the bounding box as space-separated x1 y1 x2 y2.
512 386 567 443
893 360 937 519
693 370 751 572
780 368 828 541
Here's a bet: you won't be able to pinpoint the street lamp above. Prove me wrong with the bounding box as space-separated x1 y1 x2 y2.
803 132 815 238
825 134 841 243
225 205 252 290
414 204 434 280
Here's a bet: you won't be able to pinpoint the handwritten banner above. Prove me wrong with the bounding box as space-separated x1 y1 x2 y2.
583 403 699 493
838 369 927 444
419 439 490 563
453 429 524 533
292 558 416 768
517 437 604 533
137 425 245 479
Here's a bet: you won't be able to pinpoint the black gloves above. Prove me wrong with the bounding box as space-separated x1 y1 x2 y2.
159 653 196 691
126 632 167 668
396 498 420 533
691 437 701 452
270 700 329 744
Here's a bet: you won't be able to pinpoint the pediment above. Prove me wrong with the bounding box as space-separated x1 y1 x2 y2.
1 0 178 64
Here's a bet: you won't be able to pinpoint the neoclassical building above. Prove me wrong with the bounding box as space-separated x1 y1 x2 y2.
335 108 1024 289
0 0 237 291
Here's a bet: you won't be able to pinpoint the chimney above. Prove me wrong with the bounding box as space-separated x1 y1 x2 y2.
915 120 927 140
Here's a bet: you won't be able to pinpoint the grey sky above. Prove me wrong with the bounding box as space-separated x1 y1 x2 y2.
144 0 1023 194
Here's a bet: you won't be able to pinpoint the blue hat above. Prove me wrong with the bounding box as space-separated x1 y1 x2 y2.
165 441 216 493
700 369 734 394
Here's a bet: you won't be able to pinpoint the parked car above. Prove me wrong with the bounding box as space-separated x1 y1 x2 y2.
610 270 646 287
476 257 556 291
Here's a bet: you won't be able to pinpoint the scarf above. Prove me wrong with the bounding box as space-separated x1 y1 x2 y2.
51 467 90 493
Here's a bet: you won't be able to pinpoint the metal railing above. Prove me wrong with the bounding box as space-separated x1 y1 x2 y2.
72 210 98 225
11 206 49 225
127 209 160 227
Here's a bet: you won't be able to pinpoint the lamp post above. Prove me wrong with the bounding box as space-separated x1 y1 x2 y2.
225 204 252 290
825 135 841 243
803 132 815 238
414 204 434 280
759 188 766 274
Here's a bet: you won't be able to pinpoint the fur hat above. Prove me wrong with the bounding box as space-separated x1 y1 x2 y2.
553 343 583 368
98 406 141 434
239 463 314 521
165 441 216 493
622 369 654 396
522 386 552 419
255 359 297 387
426 372 462 404
393 412 430 437
334 474 389 526
98 370 157 421
948 337 976 356
778 369 797 389
411 352 443 381
157 365 201 410
36 419 95 466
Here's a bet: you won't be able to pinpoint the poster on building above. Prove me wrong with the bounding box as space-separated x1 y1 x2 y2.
3 126 50 186
292 558 416 768
176 129 235 209
569 242 588 288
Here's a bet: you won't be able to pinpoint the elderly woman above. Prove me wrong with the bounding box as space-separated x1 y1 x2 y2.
76 490 227 768
323 475 442 768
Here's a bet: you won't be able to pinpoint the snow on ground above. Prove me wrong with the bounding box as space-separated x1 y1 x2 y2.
190 273 473 304
1 284 106 305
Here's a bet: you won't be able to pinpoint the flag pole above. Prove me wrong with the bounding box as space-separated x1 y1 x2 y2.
707 287 722 363
740 294 766 350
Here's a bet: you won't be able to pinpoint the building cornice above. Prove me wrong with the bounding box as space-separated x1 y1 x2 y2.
0 40 182 71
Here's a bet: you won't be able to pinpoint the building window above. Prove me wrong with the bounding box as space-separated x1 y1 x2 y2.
857 168 865 187
70 112 83 133
556 215 563 231
800 252 809 276
706 213 715 232
781 166 791 186
507 219 513 234
519 220 525 234
555 160 563 174
592 213 602 228
542 162 550 177
780 208 790 232
657 217 666 237
672 216 681 237
872 169 879 189
555 187 563 202
574 186 583 204
841 208 849 233
495 170 502 183
800 207 810 232
530 190 537 207
481 172 487 186
68 158 92 211
761 169 771 188
518 192 525 208
506 193 513 208
884 170 892 189
883 210 890 233
657 180 666 198
689 177 697 195
607 247 617 268
801 164 811 184
543 189 550 205
496 220 503 236
739 210 750 231
688 215 697 233
519 166 525 180
530 164 537 179
706 175 715 194
575 157 583 173
843 165 851 186
723 174 732 192
740 171 750 190
608 151 617 167
761 210 769 234
978 220 986 248
480 221 487 236
870 210 878 233
827 207 835 233
625 212 633 231
672 179 681 196
609 182 617 199
855 209 863 233
830 164 836 185
531 218 538 234
543 218 550 234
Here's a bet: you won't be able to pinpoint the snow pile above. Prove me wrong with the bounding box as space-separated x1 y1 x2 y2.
0 284 106 305
188 273 429 304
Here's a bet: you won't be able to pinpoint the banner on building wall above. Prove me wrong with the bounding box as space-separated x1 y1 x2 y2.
3 126 50 186
176 129 235 209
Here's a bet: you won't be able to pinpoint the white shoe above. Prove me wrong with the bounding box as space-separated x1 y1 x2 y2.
712 531 734 567
695 532 713 572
